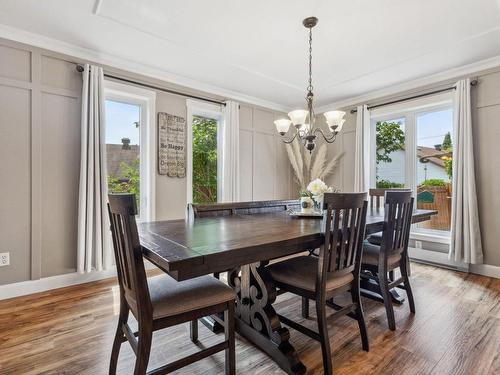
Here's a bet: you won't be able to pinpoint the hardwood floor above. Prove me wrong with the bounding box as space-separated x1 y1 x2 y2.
0 263 498 374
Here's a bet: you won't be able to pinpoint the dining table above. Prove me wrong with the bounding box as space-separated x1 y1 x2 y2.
139 207 437 375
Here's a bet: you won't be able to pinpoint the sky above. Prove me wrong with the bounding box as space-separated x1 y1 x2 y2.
105 99 140 145
416 108 453 148
385 108 452 148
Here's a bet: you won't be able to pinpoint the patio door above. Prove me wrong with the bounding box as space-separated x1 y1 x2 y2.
369 93 462 267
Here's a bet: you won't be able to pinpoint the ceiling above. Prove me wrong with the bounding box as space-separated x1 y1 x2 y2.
1 0 500 109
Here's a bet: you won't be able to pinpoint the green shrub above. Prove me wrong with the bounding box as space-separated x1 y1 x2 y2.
376 180 405 189
420 179 446 187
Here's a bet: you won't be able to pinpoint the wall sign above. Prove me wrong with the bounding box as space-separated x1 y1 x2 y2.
158 112 186 177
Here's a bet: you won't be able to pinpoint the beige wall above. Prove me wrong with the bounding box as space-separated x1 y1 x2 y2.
0 41 82 284
473 70 500 267
0 38 293 286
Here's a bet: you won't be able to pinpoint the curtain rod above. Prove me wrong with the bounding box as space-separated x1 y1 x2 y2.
349 79 478 114
75 64 226 106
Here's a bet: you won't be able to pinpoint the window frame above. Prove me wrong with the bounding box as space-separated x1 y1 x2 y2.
186 99 224 204
104 80 157 222
369 92 453 242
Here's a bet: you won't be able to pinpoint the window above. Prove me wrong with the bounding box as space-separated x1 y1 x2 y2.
375 117 406 189
192 115 218 203
371 92 453 237
104 81 156 221
186 100 224 204
415 109 453 232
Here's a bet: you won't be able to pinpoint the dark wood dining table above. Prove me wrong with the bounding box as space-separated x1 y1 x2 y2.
139 208 436 375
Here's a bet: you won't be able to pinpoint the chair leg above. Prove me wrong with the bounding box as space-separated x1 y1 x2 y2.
134 327 153 375
224 302 236 375
379 271 396 331
109 305 129 375
315 298 333 375
350 286 369 352
190 319 198 343
401 261 416 313
301 297 309 319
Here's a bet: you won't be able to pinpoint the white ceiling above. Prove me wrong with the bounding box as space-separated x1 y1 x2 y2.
1 0 500 109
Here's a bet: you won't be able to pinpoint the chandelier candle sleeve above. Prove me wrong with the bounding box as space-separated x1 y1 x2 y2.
274 17 345 153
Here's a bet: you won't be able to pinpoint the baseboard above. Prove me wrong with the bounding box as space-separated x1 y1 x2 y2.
0 260 157 301
409 247 500 279
469 263 500 279
409 247 469 271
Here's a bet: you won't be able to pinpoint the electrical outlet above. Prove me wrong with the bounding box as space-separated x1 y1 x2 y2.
0 252 10 266
415 241 423 249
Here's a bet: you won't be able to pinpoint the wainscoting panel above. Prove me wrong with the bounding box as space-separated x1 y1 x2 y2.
40 92 81 278
0 84 31 285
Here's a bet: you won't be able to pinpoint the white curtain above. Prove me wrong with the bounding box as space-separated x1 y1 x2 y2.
221 100 240 202
449 79 483 264
77 64 110 273
354 105 371 192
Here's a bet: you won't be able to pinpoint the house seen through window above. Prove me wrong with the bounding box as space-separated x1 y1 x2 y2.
105 99 141 213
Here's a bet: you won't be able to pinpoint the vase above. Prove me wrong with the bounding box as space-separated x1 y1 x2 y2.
313 195 323 212
300 197 313 213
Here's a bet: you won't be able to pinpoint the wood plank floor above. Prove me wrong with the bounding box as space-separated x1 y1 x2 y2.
0 263 499 374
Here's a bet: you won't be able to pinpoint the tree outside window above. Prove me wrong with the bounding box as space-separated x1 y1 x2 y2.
192 115 218 203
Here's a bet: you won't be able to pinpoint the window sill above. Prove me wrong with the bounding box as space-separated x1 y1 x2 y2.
410 229 451 244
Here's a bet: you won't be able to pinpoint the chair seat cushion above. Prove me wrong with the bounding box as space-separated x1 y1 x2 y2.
362 241 401 267
148 274 235 319
367 232 382 245
267 256 354 292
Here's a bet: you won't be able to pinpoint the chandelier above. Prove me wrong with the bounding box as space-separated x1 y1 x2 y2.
274 17 346 153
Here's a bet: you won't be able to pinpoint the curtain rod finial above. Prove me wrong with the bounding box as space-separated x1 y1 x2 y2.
76 64 85 73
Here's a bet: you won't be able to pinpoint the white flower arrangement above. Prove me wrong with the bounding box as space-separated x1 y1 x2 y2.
301 178 337 211
306 178 334 199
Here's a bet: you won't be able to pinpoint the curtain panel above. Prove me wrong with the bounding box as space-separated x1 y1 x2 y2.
77 64 110 273
354 105 371 193
449 78 483 264
221 100 240 202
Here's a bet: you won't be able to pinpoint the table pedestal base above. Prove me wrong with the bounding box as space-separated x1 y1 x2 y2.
228 263 306 375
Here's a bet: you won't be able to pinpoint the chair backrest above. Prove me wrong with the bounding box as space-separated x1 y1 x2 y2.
369 188 411 208
380 190 414 259
189 199 301 218
318 193 368 290
108 193 151 319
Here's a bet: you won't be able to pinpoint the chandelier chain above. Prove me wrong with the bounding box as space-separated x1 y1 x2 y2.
307 27 313 93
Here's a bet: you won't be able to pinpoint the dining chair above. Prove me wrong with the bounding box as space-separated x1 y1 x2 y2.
361 190 415 331
266 192 369 375
108 193 236 375
367 188 411 244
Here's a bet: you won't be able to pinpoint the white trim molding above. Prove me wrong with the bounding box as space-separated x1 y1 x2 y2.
0 261 157 301
0 268 119 300
104 80 157 222
469 264 500 279
0 24 291 113
317 54 500 114
409 247 500 279
185 99 224 204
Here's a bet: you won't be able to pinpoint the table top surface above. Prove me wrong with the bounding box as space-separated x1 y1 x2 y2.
139 208 436 281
